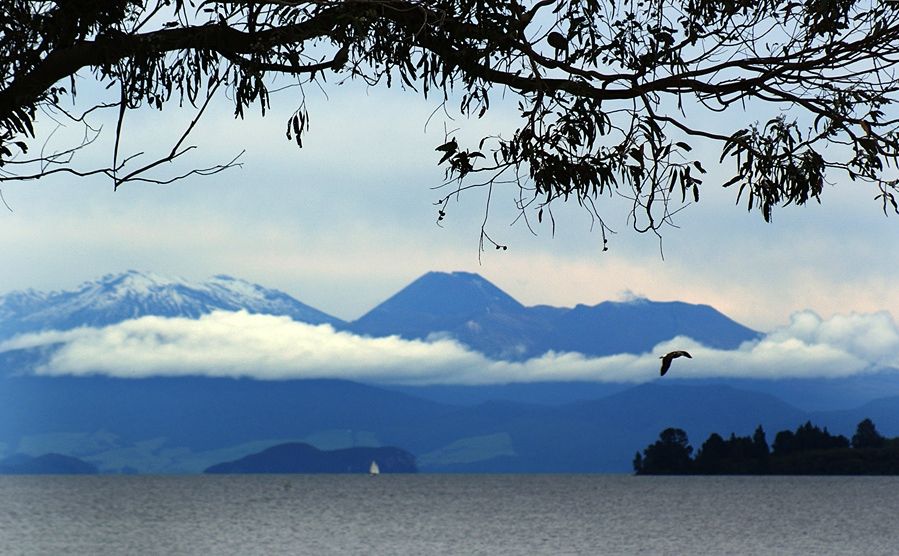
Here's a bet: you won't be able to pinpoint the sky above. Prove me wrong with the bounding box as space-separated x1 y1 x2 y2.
1 62 898 339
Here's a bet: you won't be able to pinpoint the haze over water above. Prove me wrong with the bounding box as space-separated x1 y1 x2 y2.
3 474 898 555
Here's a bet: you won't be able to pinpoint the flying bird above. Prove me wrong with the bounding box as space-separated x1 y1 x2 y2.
659 350 692 377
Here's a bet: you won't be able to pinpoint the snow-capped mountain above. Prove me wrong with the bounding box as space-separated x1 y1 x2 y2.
1 269 758 361
0 270 343 340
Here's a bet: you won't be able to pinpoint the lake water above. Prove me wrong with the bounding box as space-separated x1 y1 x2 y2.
1 474 898 554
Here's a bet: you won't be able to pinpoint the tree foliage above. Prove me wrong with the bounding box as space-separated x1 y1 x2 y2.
3 0 899 246
636 419 899 475
693 425 770 474
634 427 693 474
852 417 885 449
772 420 849 456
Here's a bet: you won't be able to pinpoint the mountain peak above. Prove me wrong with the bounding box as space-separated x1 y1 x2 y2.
0 272 343 340
351 271 525 341
93 270 185 296
413 271 523 310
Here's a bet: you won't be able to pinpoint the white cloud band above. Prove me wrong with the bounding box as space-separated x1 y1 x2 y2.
1 309 897 384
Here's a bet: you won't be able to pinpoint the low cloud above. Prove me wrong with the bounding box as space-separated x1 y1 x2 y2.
1 310 897 384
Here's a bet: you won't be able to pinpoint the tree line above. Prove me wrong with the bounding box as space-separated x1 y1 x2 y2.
633 418 899 475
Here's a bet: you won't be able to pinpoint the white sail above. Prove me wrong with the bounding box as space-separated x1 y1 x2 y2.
369 460 380 475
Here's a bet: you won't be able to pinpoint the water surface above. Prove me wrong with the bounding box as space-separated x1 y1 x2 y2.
1 475 897 554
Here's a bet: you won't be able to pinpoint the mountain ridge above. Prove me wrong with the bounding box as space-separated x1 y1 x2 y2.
0 270 344 341
2 375 895 473
1 270 760 362
348 270 759 359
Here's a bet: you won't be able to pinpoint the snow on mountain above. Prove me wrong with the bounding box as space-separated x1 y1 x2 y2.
0 270 343 340
1 269 760 363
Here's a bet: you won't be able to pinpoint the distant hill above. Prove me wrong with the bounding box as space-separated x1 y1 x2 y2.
0 376 452 455
548 383 808 471
399 383 812 473
204 442 416 474
811 394 899 437
0 452 97 474
3 374 883 474
386 381 632 407
680 371 899 412
0 270 343 341
350 271 759 359
387 369 899 412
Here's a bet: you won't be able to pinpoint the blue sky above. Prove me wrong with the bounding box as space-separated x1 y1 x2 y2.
1 75 898 335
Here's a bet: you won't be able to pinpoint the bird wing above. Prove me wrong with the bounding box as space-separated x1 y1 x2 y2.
660 357 672 376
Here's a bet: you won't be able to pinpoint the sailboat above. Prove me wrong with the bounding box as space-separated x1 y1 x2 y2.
369 460 380 476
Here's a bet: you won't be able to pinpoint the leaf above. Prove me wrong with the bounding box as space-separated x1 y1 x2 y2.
721 175 742 188
435 139 457 153
675 142 692 152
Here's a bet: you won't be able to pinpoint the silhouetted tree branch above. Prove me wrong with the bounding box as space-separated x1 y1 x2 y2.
3 0 899 248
